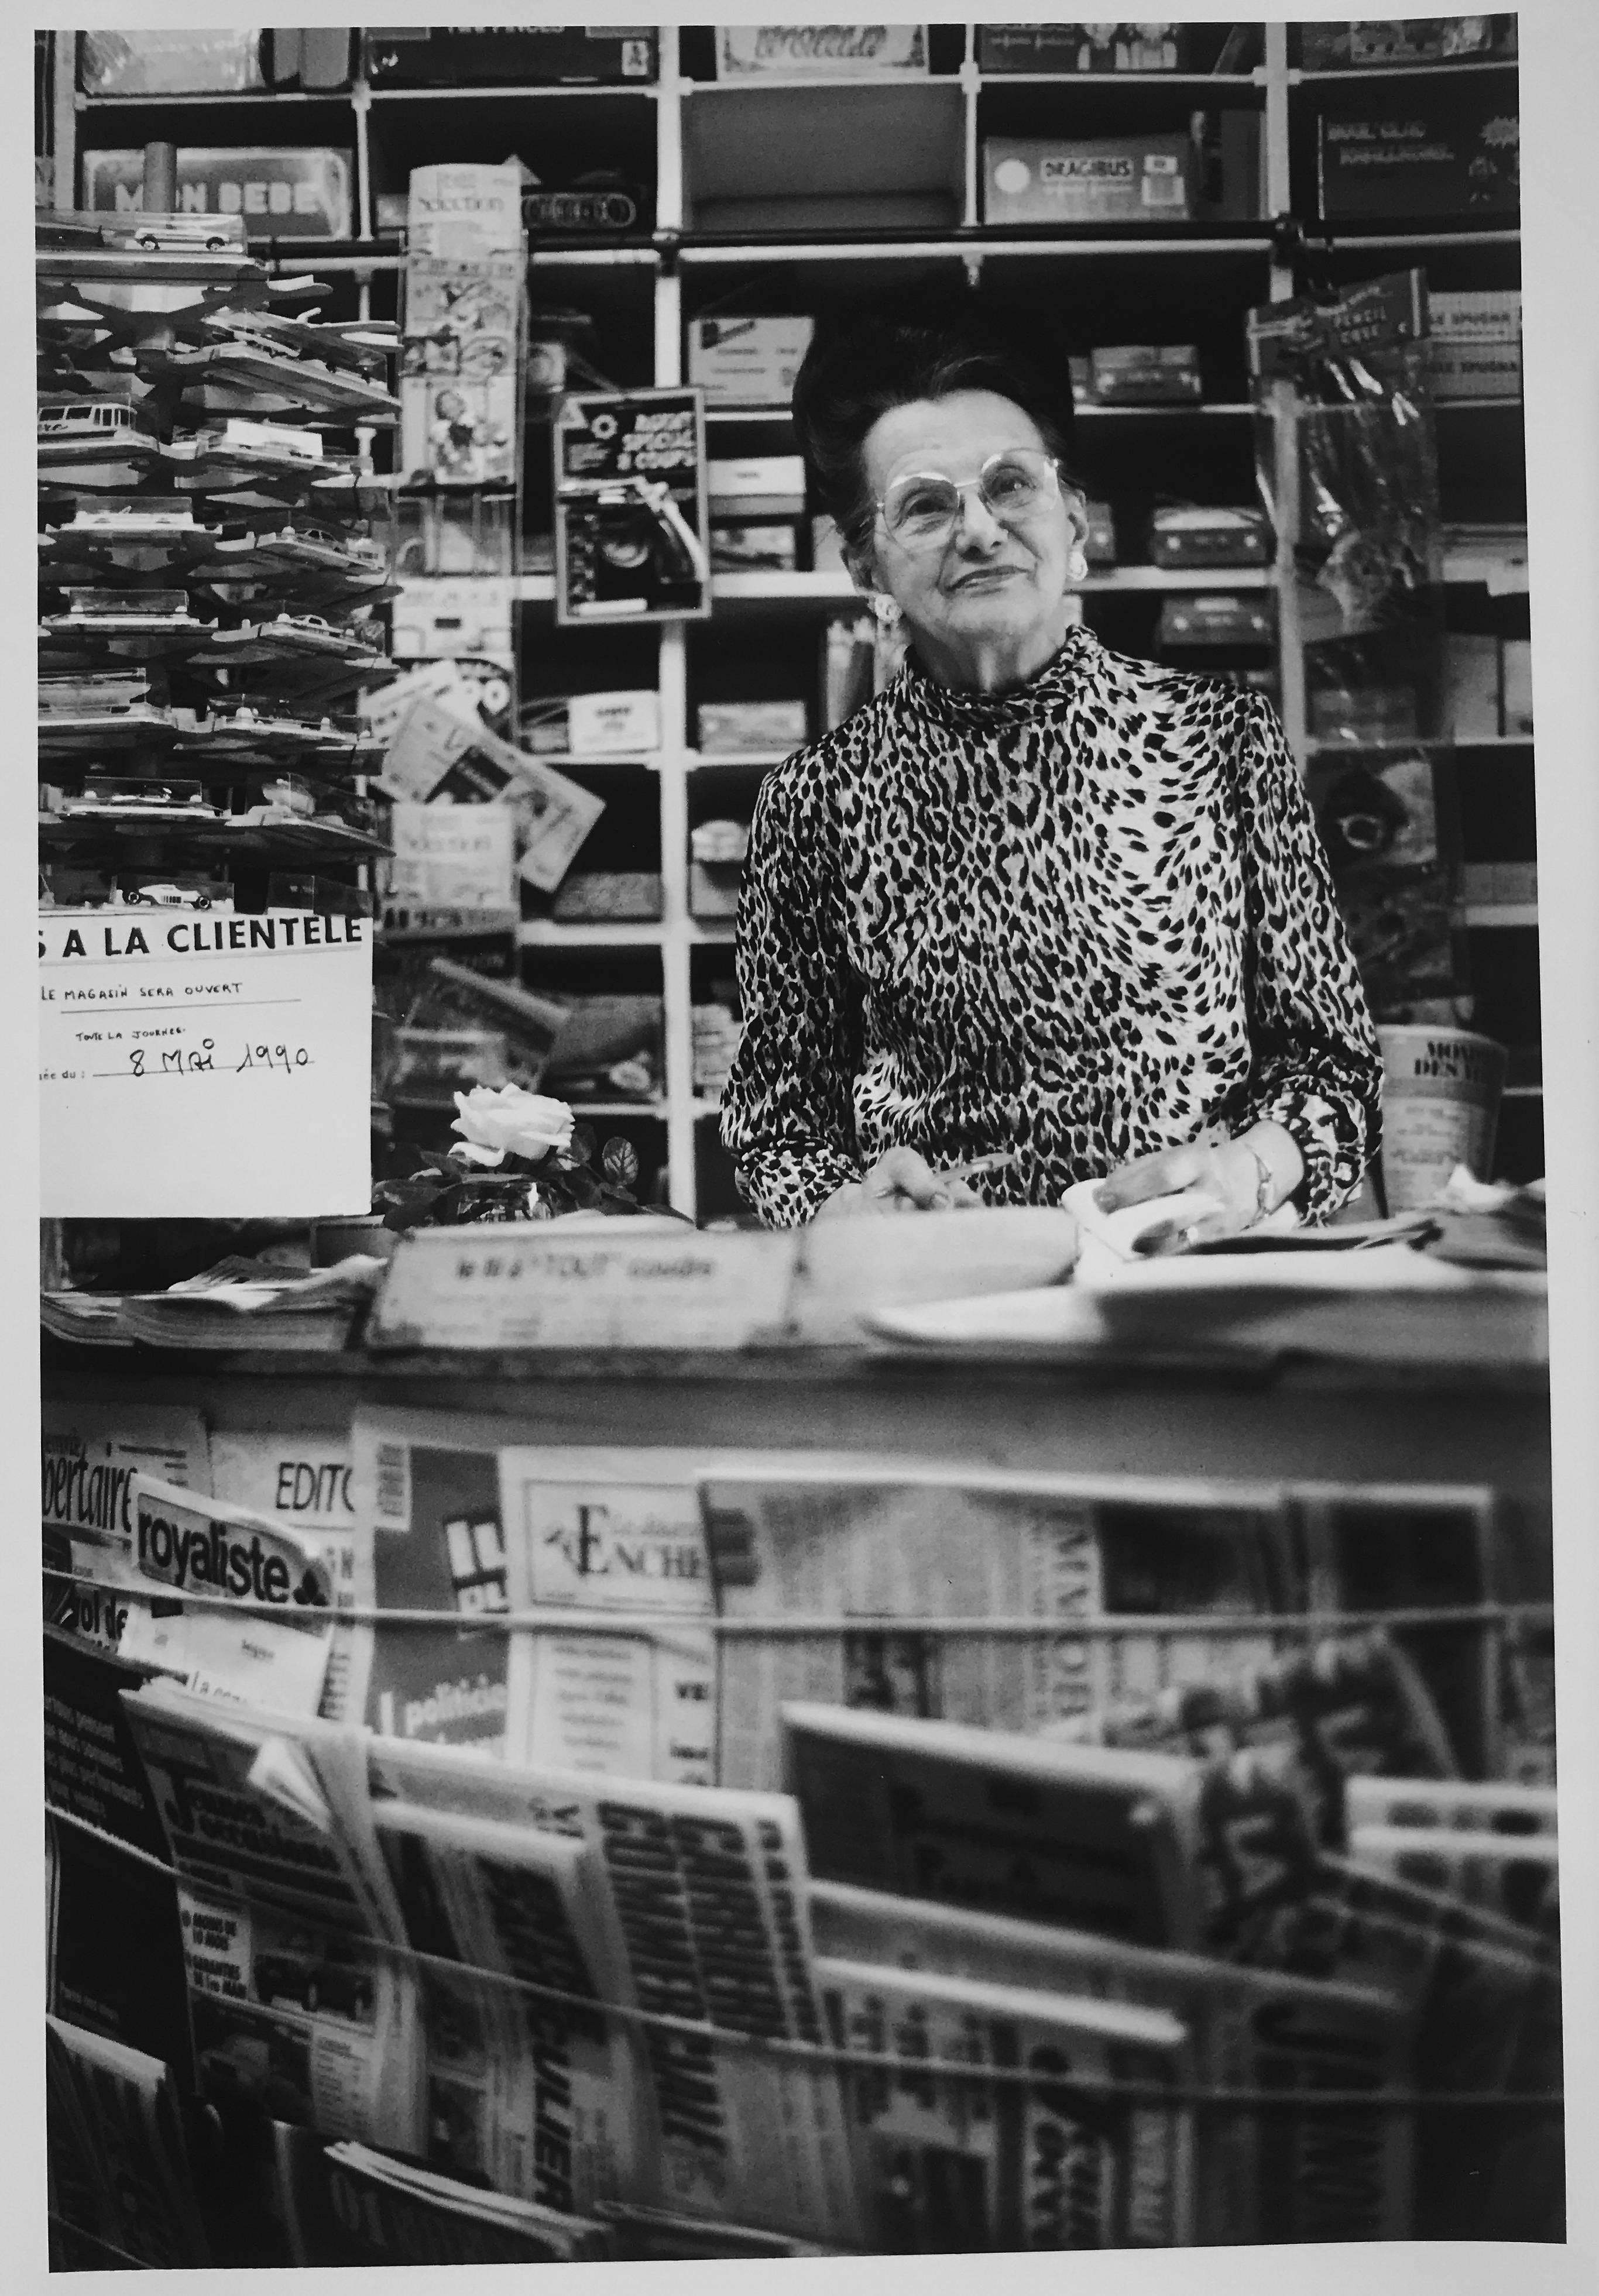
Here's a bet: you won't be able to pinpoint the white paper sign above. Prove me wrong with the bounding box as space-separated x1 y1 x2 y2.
366 1223 799 1350
39 907 373 1218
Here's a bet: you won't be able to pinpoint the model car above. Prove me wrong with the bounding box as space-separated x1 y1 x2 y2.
37 398 156 454
108 213 246 256
118 882 214 909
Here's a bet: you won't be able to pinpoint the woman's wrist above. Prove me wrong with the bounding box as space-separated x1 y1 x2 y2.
1234 1121 1303 1218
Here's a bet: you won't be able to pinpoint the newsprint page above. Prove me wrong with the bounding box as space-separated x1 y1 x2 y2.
11 5 1599 2295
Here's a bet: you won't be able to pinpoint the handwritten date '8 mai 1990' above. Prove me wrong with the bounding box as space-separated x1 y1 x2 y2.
80 1040 313 1080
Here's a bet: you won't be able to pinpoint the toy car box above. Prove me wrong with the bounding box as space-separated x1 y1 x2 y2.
977 23 1193 74
1148 506 1274 569
688 317 815 407
80 148 354 240
1427 290 1521 401
1088 344 1203 403
1317 88 1520 219
78 30 352 95
1299 19 1515 71
362 28 657 86
983 135 1194 225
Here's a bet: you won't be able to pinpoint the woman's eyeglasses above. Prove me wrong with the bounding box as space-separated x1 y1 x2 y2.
876 449 1062 551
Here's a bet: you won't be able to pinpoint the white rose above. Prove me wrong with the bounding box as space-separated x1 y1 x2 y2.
450 1085 575 1166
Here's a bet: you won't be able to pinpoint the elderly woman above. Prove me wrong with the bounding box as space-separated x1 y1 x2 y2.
719 310 1380 1237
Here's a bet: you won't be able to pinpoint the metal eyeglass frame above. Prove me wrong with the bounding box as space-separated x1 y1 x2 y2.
872 450 1065 551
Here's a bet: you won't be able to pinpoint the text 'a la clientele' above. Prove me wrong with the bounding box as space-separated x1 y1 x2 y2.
42 915 369 960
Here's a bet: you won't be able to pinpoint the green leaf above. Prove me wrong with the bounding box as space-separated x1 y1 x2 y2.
603 1136 640 1187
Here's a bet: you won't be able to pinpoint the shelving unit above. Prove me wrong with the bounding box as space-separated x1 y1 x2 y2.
46 23 1536 1210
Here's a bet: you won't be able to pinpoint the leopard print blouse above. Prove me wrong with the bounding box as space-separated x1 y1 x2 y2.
720 626 1381 1229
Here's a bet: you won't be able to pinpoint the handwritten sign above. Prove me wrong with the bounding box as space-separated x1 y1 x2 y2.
39 907 373 1218
366 1222 798 1350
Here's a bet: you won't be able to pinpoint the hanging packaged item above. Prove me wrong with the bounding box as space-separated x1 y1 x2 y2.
983 133 1195 225
554 387 711 624
81 147 354 240
1247 270 1443 659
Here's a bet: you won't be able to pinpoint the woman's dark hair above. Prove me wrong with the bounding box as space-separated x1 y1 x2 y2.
791 300 1079 550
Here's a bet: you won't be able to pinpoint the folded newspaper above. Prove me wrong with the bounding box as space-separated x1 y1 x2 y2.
364 1733 865 2243
809 1879 1414 2245
115 1255 386 1350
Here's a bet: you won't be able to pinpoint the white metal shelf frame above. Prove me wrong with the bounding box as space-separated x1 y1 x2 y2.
49 26 1537 1215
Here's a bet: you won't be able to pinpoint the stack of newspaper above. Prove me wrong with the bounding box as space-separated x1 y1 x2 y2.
40 1414 1559 2254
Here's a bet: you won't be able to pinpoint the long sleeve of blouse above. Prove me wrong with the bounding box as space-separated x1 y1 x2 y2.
720 631 1381 1229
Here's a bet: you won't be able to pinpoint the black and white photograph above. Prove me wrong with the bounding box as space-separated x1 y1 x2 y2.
21 7 1599 2287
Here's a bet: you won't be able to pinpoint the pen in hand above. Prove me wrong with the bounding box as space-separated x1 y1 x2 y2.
935 1149 1021 1188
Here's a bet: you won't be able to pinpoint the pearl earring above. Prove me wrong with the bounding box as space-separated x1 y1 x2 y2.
1067 545 1089 583
871 593 903 630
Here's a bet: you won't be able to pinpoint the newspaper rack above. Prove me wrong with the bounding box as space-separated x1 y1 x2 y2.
43 1560 1562 2261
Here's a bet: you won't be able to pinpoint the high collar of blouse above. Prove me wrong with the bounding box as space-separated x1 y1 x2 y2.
898 623 1100 733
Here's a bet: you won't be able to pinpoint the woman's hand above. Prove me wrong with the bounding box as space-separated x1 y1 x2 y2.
814 1147 982 1219
1094 1122 1303 1252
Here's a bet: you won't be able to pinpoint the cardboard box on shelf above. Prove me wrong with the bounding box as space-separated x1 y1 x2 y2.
977 23 1190 73
1317 88 1520 221
80 147 354 240
1500 639 1533 736
715 24 928 78
983 134 1194 225
711 523 800 572
1157 594 1275 648
362 26 657 87
1443 634 1502 741
1428 290 1522 401
1309 685 1419 745
392 579 515 662
1089 344 1204 404
707 455 808 518
521 690 661 757
1082 500 1117 566
688 317 815 406
1301 19 1512 71
551 872 664 923
1149 506 1273 569
689 862 743 920
696 701 808 753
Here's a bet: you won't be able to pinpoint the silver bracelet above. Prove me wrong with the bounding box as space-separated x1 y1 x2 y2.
1242 1142 1275 1225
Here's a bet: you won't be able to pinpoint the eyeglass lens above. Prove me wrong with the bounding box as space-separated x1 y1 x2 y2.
882 450 1058 545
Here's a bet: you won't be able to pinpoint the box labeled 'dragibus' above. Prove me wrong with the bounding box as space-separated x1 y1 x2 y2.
984 135 1193 225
